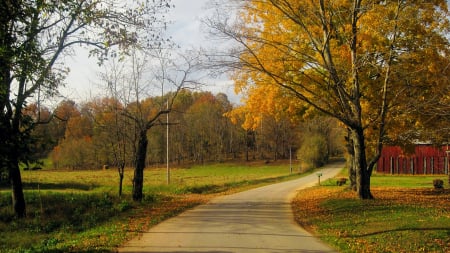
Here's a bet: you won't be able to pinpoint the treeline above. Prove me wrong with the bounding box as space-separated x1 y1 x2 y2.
25 90 344 170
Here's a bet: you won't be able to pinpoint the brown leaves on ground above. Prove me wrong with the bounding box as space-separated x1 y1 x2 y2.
292 187 450 252
292 187 341 233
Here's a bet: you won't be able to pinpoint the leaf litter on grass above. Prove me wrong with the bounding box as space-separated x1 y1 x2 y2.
292 186 450 253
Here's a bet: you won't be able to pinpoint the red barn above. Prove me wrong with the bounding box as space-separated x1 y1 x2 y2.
377 145 450 175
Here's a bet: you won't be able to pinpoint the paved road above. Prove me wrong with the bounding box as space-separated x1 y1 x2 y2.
118 162 344 253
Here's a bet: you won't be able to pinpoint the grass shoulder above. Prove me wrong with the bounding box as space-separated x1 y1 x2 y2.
292 174 450 253
0 160 307 253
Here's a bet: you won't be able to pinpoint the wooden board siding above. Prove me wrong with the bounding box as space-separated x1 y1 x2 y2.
377 145 450 175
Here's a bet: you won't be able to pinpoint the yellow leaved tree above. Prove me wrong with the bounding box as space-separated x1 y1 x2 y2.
208 0 449 199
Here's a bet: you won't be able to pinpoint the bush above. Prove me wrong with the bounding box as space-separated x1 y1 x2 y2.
297 134 329 170
0 170 9 187
433 179 444 189
115 200 132 212
336 178 347 186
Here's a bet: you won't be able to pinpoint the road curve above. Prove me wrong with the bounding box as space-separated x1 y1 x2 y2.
118 162 344 253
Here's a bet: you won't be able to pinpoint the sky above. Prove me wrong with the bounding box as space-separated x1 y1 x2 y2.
62 0 238 105
61 0 450 105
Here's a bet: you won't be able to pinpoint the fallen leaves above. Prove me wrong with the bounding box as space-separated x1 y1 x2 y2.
292 186 450 252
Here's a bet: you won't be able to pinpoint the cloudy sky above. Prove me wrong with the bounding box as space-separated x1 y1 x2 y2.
61 0 450 105
62 0 238 104
168 0 211 47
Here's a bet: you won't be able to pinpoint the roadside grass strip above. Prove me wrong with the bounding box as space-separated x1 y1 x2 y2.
0 161 304 252
292 176 450 253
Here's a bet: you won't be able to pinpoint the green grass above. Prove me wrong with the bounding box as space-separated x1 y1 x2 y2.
371 173 449 188
17 162 303 193
318 194 449 252
293 173 450 253
0 191 136 252
1 161 306 252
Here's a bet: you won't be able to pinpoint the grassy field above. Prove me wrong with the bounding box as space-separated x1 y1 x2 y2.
0 161 305 253
4 162 449 253
292 172 450 253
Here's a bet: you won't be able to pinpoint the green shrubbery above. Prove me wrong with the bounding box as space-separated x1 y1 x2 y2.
297 134 329 170
0 192 132 252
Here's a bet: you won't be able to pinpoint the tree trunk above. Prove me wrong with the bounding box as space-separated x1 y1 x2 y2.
118 162 125 197
245 136 249 162
133 130 148 201
347 150 357 191
345 131 356 191
351 127 373 199
9 153 26 218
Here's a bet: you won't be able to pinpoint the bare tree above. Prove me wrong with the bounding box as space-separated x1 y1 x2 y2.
100 48 201 201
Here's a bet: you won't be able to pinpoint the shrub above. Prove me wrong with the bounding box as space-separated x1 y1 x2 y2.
116 200 132 212
433 179 444 189
336 178 347 186
297 134 329 170
0 170 9 187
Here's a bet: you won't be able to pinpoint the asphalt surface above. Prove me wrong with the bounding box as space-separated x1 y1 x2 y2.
118 162 343 253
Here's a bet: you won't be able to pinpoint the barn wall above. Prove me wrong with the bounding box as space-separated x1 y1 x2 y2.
377 145 450 175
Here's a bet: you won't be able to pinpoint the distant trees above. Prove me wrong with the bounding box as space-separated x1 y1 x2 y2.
51 102 95 169
38 90 344 173
183 92 233 163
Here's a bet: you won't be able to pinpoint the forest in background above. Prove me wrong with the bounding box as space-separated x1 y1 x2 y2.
22 90 344 171
2 0 447 219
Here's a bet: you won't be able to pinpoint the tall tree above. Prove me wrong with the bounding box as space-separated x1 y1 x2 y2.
87 97 131 196
97 60 134 196
207 0 449 199
0 0 171 218
100 49 200 201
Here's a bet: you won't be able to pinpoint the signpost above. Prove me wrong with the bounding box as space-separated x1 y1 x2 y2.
316 172 323 185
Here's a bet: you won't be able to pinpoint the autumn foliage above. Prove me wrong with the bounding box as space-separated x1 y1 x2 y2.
292 185 450 252
22 90 332 170
210 0 450 199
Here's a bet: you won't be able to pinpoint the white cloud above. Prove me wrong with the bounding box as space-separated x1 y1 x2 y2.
61 0 239 104
167 0 212 48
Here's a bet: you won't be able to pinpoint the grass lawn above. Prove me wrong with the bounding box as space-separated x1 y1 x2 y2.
0 161 305 253
292 173 450 253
